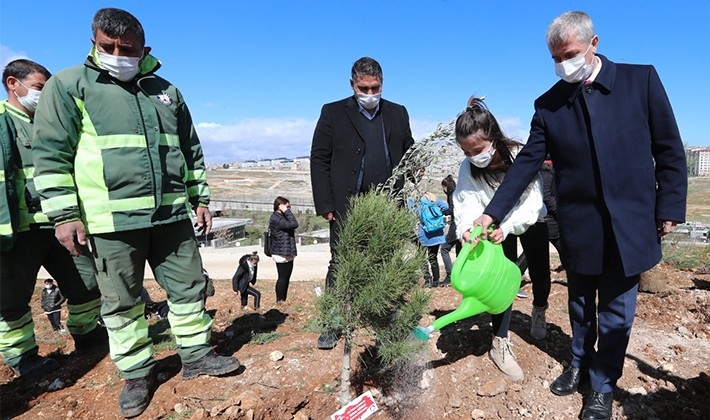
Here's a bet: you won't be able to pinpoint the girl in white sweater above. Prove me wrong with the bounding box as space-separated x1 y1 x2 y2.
453 97 551 381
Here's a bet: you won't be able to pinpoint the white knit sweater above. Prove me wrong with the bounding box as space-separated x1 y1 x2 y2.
453 157 546 240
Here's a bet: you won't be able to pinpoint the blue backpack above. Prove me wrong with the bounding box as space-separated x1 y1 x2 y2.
419 199 445 233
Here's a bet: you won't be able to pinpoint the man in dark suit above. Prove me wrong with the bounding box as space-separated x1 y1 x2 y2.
310 56 414 349
473 11 687 420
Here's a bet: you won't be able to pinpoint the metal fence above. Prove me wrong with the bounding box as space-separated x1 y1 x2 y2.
210 199 316 214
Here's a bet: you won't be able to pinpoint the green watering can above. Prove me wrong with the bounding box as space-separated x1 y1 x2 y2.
414 226 521 340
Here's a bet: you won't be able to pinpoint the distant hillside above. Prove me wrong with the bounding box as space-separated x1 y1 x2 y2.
207 168 710 225
206 142 466 206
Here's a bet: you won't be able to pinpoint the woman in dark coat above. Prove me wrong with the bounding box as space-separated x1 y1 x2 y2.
268 196 299 303
231 252 261 310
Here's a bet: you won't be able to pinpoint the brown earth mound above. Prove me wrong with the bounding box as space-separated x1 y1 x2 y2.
1 256 709 419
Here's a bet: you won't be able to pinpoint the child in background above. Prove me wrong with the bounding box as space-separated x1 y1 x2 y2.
232 252 261 311
440 175 461 286
41 279 66 332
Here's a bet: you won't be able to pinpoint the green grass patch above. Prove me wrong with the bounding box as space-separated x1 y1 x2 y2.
221 208 329 246
301 317 322 333
318 383 338 393
662 242 710 270
251 331 288 345
164 410 193 420
686 177 710 224
152 335 178 352
36 330 69 347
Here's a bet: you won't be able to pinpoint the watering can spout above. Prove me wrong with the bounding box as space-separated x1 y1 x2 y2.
432 296 489 331
413 297 489 340
413 325 435 340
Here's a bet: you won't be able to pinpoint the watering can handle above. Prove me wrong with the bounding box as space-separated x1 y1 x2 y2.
470 225 483 239
456 225 484 260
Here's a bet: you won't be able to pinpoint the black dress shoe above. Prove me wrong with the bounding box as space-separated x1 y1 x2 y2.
581 390 613 420
550 365 589 396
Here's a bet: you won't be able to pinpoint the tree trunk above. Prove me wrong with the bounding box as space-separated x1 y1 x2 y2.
339 332 352 407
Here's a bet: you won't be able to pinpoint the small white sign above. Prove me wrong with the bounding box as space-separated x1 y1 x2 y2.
330 390 379 420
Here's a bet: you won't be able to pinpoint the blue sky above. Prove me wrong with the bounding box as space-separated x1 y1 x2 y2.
2 1 708 163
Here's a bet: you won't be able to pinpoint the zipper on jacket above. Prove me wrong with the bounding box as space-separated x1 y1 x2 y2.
131 83 159 210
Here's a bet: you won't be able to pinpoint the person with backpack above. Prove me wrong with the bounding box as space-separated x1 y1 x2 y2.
414 192 449 288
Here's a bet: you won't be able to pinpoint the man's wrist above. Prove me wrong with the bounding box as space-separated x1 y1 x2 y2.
483 213 499 224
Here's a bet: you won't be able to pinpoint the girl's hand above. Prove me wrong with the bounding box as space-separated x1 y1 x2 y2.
279 203 290 213
488 226 504 244
462 228 481 246
463 226 503 244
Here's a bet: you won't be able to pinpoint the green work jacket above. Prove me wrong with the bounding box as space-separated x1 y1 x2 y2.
0 105 18 250
0 101 52 233
32 48 210 234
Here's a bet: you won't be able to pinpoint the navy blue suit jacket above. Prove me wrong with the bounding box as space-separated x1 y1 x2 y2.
485 55 687 277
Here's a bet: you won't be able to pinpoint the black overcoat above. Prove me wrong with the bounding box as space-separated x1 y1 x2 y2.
310 96 414 218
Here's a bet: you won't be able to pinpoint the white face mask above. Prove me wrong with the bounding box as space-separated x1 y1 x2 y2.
554 42 594 83
356 92 381 110
98 51 142 82
15 80 42 113
45 284 52 289
467 144 496 168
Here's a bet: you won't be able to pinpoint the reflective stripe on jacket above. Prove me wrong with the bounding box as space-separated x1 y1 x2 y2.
0 106 18 249
32 48 209 234
1 101 51 233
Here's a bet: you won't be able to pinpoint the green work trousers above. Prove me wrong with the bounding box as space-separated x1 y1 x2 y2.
89 220 211 380
0 229 102 367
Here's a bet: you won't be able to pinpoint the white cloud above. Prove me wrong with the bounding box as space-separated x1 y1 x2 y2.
196 117 317 163
499 116 530 143
195 115 529 164
410 119 441 141
0 45 28 69
411 115 530 143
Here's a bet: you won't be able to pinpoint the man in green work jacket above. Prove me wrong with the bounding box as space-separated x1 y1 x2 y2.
0 59 106 379
32 8 240 418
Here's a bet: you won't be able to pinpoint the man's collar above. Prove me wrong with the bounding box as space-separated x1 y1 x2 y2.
591 54 615 92
1 100 31 123
565 54 615 103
